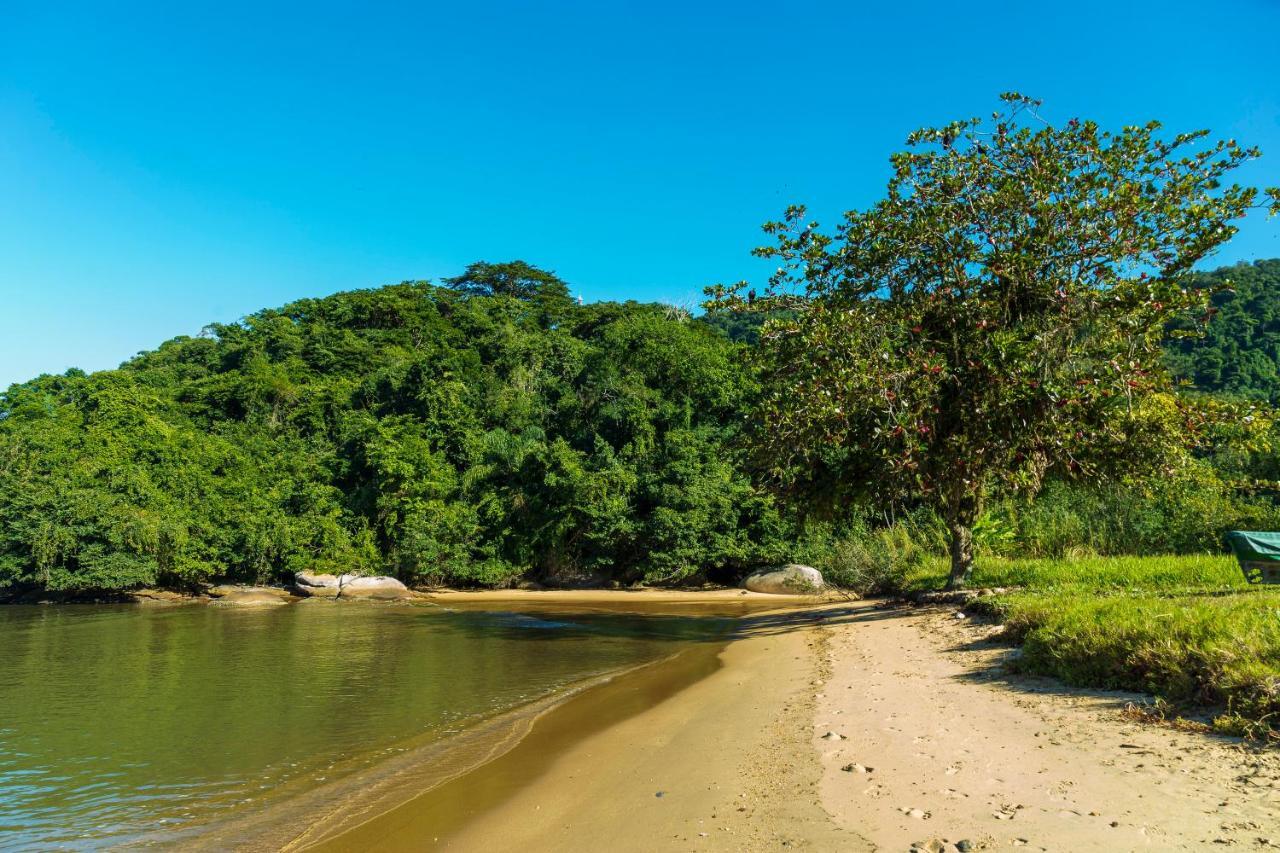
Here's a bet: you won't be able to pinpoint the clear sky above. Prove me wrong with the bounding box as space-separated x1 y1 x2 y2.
2 0 1278 387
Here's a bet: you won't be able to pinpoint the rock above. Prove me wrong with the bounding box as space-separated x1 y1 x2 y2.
821 731 845 741
955 842 974 853
542 571 608 590
337 575 411 600
294 571 342 598
742 564 825 595
208 587 291 607
207 584 290 599
129 589 191 606
841 762 870 773
293 573 413 600
909 840 948 853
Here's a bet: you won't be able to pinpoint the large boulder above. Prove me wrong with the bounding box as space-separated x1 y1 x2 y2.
337 575 411 600
207 586 292 607
294 571 342 598
743 564 825 595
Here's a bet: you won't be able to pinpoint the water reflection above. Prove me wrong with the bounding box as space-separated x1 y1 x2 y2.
0 602 726 849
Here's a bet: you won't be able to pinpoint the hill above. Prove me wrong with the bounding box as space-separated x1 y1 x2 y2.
0 271 786 593
1166 259 1280 400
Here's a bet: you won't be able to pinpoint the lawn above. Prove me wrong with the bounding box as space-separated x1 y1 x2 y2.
905 554 1280 737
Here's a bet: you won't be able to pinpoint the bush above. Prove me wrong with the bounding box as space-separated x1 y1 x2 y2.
792 510 941 594
980 466 1280 559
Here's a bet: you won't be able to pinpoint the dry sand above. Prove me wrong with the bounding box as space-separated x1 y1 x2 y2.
814 603 1280 852
301 594 1280 852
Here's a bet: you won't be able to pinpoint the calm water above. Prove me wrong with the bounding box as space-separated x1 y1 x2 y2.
0 601 728 849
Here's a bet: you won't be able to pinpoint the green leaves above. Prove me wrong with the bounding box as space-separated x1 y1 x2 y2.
713 95 1279 586
0 273 788 592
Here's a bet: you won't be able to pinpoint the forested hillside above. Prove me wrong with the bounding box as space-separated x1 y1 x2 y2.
4 258 1280 595
1167 259 1280 400
0 265 786 593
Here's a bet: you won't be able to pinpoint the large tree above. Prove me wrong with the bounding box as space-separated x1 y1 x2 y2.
710 94 1280 588
443 259 575 325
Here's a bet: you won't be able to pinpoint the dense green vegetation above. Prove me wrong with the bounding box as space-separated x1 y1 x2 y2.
5 257 1280 597
1167 259 1280 401
0 268 792 593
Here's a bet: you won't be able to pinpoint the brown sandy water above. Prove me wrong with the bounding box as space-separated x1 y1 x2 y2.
298 641 727 851
215 594 822 851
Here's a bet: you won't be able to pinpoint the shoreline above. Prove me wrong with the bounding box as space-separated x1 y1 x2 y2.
301 597 862 852
291 595 1280 852
0 585 841 609
12 590 1274 849
187 592 834 851
188 648 721 851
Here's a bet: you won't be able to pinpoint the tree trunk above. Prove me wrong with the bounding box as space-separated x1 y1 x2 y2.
945 521 974 590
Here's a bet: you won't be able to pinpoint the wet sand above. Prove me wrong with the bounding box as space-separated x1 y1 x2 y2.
307 595 859 852
198 590 837 851
424 587 842 615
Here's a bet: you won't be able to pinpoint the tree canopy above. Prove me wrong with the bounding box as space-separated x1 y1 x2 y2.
710 93 1280 588
1166 259 1280 401
0 273 788 594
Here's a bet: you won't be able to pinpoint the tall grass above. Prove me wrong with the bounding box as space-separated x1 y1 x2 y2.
784 473 1280 734
903 553 1248 593
900 553 1280 737
991 588 1280 735
978 472 1280 559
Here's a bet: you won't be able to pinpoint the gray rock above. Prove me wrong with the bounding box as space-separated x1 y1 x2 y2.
208 587 291 607
294 571 342 598
743 564 825 595
129 589 191 606
337 575 411 600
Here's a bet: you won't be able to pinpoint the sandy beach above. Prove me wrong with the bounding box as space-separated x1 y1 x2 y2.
293 593 1279 852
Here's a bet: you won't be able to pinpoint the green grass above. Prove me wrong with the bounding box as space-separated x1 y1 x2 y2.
904 552 1248 593
906 554 1280 737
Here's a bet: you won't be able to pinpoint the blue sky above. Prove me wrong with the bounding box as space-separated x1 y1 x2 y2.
2 0 1278 386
